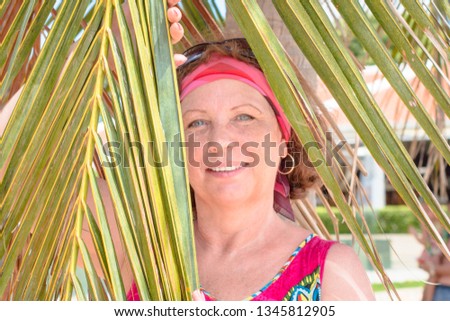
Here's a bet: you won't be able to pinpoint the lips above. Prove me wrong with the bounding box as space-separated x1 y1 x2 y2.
206 162 250 173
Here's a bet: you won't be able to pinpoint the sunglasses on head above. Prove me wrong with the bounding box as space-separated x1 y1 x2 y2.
178 38 258 69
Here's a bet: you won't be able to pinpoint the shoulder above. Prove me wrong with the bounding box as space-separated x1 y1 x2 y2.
326 242 361 261
321 243 375 301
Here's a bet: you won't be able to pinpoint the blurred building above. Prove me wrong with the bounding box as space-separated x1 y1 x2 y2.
317 64 450 207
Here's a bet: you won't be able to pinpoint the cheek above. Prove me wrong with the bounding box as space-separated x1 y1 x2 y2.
240 140 283 171
186 139 204 169
247 127 285 165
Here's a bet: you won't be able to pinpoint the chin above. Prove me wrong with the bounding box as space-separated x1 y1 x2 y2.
212 191 249 205
198 187 251 207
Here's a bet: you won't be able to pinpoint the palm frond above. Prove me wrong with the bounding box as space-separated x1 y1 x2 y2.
2 0 197 300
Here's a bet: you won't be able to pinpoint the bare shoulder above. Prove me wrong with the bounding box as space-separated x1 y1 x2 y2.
327 242 362 262
321 242 376 301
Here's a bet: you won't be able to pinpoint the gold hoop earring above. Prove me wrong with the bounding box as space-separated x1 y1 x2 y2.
278 153 295 175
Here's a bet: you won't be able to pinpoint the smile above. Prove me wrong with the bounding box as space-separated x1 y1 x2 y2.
209 166 241 172
207 162 250 173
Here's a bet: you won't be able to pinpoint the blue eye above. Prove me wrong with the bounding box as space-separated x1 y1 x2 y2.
188 119 207 128
236 114 254 121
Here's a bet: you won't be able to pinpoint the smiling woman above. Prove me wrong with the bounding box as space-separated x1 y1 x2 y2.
2 0 448 303
126 38 376 301
182 78 286 212
178 40 321 217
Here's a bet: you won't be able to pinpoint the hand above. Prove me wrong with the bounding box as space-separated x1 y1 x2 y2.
192 289 206 301
113 1 187 67
167 0 187 66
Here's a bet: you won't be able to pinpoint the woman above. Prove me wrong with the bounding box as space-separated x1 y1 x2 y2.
128 37 375 301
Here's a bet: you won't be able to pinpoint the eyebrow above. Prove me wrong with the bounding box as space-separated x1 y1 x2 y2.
182 104 263 117
182 109 208 117
231 104 263 114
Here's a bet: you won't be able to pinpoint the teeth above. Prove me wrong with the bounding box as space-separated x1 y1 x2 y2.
210 166 241 172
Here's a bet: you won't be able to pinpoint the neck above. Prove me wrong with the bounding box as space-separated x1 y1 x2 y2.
194 197 281 254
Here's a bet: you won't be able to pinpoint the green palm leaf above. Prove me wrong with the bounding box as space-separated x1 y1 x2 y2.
2 0 197 300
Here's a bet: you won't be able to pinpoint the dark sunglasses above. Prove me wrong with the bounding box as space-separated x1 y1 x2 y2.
178 38 258 69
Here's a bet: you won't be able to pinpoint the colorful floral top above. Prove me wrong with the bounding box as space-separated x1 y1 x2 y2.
127 234 335 301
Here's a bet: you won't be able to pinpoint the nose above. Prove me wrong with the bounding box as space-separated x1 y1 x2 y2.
205 124 239 166
207 123 235 149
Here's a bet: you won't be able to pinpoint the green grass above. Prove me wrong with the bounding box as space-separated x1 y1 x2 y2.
372 280 424 292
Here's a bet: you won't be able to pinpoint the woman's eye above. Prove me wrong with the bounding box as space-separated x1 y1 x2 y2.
236 114 254 121
187 119 207 128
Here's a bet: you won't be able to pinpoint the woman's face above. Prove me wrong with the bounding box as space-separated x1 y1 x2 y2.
181 79 287 207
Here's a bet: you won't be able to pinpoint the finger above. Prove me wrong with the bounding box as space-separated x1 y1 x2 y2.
174 54 187 67
168 0 181 8
192 289 206 301
170 22 184 44
167 7 181 23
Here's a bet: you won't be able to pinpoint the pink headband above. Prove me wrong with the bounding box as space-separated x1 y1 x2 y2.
180 55 294 220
